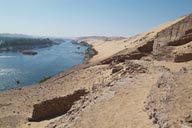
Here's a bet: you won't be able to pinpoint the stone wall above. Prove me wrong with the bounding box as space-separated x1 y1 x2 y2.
28 89 88 122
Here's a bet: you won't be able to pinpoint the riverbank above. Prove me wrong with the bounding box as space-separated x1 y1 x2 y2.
0 39 87 92
0 14 192 128
71 40 98 63
0 37 58 52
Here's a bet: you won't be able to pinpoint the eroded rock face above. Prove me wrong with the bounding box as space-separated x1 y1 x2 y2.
28 89 88 122
138 40 154 53
174 53 192 62
99 15 192 64
168 34 192 46
101 52 146 65
153 15 192 54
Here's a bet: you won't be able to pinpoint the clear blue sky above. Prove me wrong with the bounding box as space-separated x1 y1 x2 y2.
0 0 191 37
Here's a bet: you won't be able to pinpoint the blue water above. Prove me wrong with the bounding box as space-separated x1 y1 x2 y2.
0 40 87 91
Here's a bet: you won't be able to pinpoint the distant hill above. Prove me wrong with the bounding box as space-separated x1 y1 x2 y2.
0 34 59 51
0 33 33 38
78 36 126 40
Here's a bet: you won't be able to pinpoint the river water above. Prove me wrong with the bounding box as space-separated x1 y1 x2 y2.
0 39 87 91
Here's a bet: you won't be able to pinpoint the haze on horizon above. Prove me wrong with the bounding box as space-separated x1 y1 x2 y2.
0 0 191 38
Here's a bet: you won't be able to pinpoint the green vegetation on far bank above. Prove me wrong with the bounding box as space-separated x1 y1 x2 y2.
39 76 51 83
0 36 58 51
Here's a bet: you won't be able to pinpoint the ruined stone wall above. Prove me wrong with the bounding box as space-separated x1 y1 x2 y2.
29 89 88 121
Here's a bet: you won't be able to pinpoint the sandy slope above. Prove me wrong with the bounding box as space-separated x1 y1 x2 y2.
0 64 113 128
0 14 191 128
80 16 186 63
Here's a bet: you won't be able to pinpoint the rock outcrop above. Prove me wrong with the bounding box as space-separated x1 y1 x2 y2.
138 40 154 54
174 53 192 62
101 51 146 65
21 50 38 55
153 15 192 51
152 15 192 61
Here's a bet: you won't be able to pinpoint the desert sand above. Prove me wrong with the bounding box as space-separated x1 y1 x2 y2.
0 14 192 128
80 15 186 63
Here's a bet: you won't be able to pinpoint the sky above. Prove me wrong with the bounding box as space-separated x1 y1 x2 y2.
0 0 191 38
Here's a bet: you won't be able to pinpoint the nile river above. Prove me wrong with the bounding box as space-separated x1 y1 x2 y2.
0 40 87 91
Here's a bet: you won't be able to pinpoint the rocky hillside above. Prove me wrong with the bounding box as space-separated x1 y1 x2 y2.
153 15 192 62
0 14 191 128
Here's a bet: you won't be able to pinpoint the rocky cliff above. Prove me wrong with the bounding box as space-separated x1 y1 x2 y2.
152 14 192 61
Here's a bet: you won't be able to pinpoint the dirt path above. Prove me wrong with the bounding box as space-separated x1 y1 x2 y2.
72 73 159 128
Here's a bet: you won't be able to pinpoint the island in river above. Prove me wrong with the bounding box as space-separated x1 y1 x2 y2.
21 50 38 55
